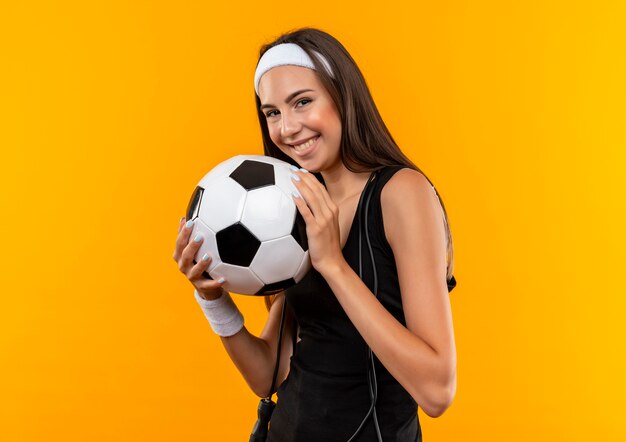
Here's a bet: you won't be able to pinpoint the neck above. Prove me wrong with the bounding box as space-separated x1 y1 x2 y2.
320 162 372 204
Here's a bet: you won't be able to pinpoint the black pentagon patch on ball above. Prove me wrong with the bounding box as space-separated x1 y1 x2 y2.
229 160 275 190
291 210 308 251
216 223 261 266
256 278 297 296
186 186 204 221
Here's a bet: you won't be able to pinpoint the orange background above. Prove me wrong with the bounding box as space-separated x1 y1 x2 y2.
1 1 625 441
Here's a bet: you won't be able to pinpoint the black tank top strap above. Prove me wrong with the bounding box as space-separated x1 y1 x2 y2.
367 165 410 260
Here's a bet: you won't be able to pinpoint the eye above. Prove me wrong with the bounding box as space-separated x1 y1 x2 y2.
265 98 312 119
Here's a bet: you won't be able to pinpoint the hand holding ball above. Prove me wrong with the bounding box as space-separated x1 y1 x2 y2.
184 155 311 296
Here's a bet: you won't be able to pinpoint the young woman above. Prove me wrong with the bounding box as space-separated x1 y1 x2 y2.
173 27 457 442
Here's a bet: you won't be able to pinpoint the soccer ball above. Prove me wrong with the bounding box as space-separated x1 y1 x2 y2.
185 155 311 296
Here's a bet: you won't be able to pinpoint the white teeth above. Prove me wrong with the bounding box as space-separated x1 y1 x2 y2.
293 136 318 152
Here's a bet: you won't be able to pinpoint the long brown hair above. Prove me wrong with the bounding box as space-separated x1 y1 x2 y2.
256 28 455 311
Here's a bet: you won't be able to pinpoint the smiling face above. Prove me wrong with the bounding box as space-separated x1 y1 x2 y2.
258 65 342 172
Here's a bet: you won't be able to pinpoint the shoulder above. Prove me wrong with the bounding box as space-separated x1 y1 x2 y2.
380 168 444 250
380 167 438 218
380 167 434 198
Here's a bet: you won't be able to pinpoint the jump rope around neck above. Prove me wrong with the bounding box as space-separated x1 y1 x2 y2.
250 170 384 442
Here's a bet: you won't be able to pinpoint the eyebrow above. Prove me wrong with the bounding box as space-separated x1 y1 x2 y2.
259 89 314 111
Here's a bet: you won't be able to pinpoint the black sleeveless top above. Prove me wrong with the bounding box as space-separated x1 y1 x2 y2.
267 165 457 442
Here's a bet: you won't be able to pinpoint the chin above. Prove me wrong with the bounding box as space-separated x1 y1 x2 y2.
297 159 322 173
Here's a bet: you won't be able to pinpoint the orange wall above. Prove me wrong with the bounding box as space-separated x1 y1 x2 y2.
1 1 625 440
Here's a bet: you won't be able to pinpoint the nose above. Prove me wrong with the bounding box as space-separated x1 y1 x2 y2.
280 111 301 141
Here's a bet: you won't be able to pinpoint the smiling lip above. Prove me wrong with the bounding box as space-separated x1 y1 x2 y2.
289 135 319 147
291 136 319 157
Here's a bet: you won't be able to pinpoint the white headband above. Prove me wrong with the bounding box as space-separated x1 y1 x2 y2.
254 43 334 96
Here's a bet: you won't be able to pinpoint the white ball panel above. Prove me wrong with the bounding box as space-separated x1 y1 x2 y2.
241 186 296 242
197 177 247 232
273 163 300 199
293 250 312 283
197 156 246 190
190 219 222 274
210 262 265 295
249 236 306 284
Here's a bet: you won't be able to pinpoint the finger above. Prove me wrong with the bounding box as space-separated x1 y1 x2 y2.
179 230 204 274
195 276 226 293
188 251 214 281
291 172 327 220
302 174 334 221
173 218 196 261
298 171 337 216
291 190 316 226
177 216 185 233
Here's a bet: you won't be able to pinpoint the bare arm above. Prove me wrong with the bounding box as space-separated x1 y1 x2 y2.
288 169 456 418
319 170 456 417
219 293 296 398
174 217 295 398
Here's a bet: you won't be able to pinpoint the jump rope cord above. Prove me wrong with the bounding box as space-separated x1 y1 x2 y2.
248 293 287 442
268 294 287 400
365 185 382 441
347 170 383 442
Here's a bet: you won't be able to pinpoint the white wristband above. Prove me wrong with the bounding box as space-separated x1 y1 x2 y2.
194 289 244 337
